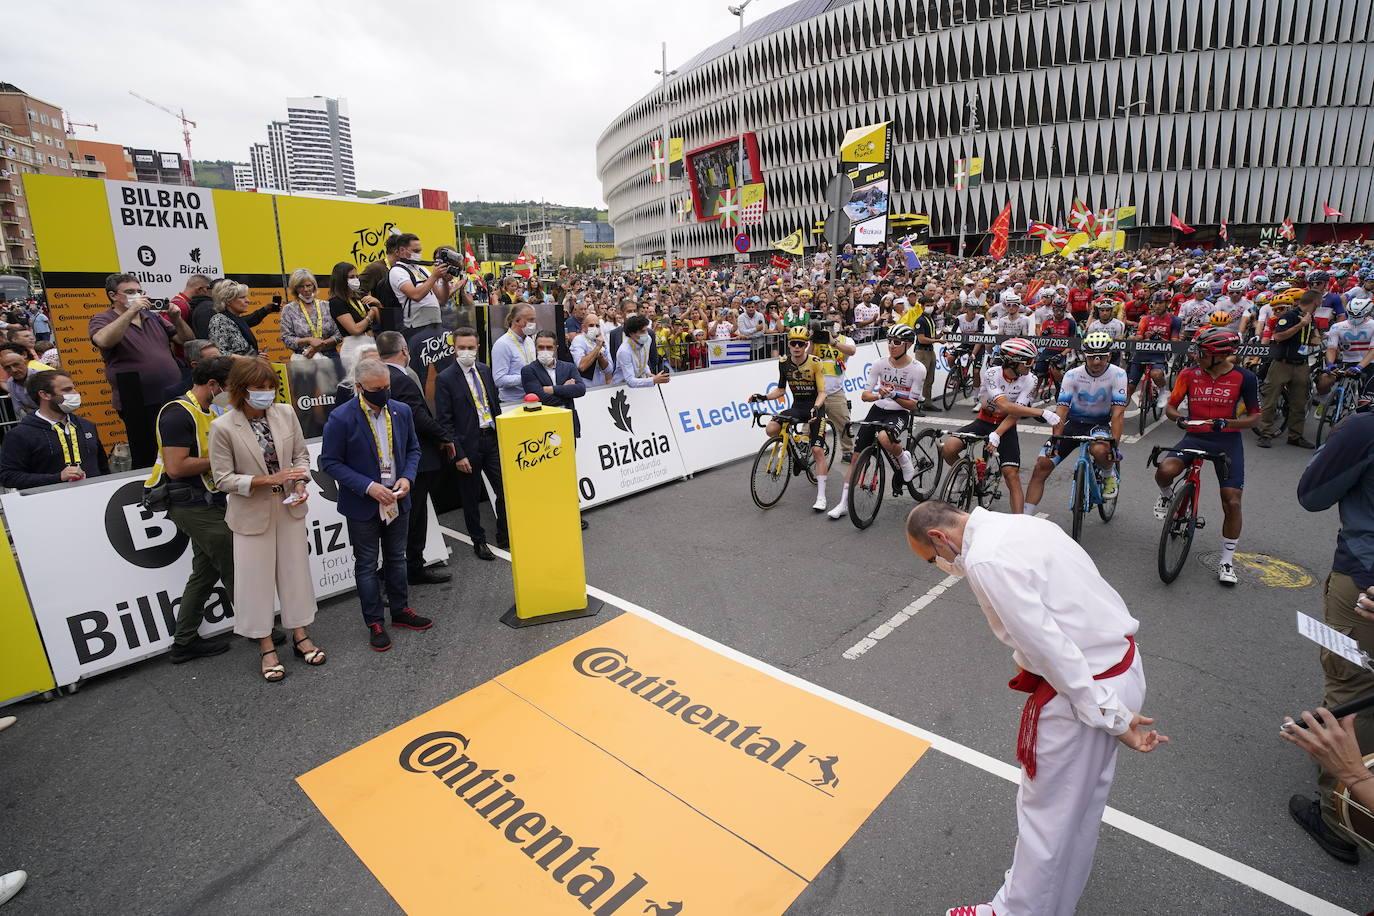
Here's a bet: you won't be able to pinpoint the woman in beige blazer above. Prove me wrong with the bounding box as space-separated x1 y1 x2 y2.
209 357 326 681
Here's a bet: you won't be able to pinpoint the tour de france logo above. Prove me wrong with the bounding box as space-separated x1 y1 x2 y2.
515 430 562 470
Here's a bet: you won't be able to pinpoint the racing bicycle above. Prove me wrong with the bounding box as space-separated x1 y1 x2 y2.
1134 360 1168 435
1147 437 1231 584
941 432 1005 511
843 413 943 529
1316 366 1369 447
941 347 978 410
748 410 833 509
1047 434 1120 542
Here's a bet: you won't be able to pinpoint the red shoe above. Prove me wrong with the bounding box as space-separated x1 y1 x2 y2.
945 906 995 916
368 623 392 652
391 608 433 631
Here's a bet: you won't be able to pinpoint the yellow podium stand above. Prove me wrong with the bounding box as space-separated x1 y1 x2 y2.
494 400 601 628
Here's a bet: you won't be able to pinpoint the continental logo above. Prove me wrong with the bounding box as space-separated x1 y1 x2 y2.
572 646 841 790
398 730 677 915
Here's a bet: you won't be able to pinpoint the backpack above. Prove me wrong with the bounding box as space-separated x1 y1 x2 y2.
372 261 420 333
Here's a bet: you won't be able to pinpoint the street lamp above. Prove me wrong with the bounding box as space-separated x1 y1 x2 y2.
1113 99 1147 249
655 44 678 277
956 90 981 258
729 0 758 232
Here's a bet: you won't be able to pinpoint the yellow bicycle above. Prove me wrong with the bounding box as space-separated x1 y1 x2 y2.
749 410 832 509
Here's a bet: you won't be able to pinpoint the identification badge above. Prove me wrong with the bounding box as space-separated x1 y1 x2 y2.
1296 345 1312 356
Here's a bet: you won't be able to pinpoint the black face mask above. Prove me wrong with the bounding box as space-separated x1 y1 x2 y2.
362 387 390 408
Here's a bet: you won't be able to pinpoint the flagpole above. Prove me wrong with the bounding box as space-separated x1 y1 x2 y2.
729 0 755 251
656 44 677 279
1113 99 1146 250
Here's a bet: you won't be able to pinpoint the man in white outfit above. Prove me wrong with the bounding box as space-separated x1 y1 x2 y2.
905 501 1169 916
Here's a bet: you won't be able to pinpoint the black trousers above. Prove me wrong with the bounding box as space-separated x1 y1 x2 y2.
456 428 507 545
406 467 439 571
119 405 161 469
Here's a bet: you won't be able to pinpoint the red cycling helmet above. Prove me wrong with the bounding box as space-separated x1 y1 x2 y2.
1194 326 1239 355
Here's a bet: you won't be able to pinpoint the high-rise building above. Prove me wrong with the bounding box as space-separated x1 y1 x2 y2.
232 163 254 192
266 120 291 192
285 97 355 196
0 83 70 177
125 148 187 185
249 142 275 190
0 124 39 277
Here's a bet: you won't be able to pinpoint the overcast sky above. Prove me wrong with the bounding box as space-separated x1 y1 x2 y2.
10 0 764 208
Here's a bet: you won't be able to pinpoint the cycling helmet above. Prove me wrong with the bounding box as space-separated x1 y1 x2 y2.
1000 337 1038 364
1347 298 1374 320
1272 281 1292 293
1335 269 1349 280
1208 309 1234 327
1255 291 1274 305
1080 331 1114 355
786 325 811 342
1002 291 1022 307
1193 279 1212 293
1226 280 1247 294
1252 273 1269 286
1194 326 1239 355
1103 280 1123 293
1095 299 1116 311
1307 270 1330 284
886 324 916 344
1151 289 1172 302
1271 289 1303 306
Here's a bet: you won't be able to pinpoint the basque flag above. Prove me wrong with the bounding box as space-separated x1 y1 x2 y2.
1169 212 1195 234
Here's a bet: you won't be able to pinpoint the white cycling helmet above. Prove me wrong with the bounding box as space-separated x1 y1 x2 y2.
1002 291 1022 307
1348 298 1374 321
1226 279 1247 294
1193 278 1212 292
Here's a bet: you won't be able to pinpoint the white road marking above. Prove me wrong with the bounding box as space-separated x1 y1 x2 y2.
437 525 1354 916
1123 412 1172 445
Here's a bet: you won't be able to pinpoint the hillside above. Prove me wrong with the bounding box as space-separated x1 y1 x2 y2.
192 160 238 190
450 200 606 226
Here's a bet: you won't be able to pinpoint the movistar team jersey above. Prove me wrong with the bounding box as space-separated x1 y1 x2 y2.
777 355 825 402
1325 319 1374 363
1057 364 1128 422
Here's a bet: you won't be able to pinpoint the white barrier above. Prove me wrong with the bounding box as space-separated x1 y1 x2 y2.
1 440 449 687
573 385 690 509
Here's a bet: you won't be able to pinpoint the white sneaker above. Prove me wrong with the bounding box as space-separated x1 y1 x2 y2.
1218 562 1238 586
899 459 916 482
1156 391 1169 408
945 905 995 916
812 494 828 512
0 871 27 906
827 502 848 520
1153 495 1171 520
0 715 14 734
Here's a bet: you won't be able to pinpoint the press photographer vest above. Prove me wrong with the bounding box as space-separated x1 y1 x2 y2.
145 393 216 493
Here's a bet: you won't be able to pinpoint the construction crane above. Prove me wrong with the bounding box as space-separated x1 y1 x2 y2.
64 116 98 138
128 91 196 182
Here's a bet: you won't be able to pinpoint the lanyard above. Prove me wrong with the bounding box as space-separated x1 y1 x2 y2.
359 398 393 471
630 336 650 377
302 300 325 338
507 330 533 364
466 368 492 424
54 420 80 466
347 296 368 320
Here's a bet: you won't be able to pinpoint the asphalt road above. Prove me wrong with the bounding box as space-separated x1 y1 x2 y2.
2 401 1370 915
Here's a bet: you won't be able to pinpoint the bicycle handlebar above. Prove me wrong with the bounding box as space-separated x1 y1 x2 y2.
1147 444 1232 479
1046 434 1118 448
843 412 915 438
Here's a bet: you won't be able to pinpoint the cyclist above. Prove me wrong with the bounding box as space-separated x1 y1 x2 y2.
940 337 1059 515
750 325 831 511
1085 299 1127 342
993 293 1034 337
826 324 924 520
1033 296 1078 396
1323 296 1374 397
1178 279 1216 338
1127 290 1181 408
1024 330 1127 516
1154 327 1261 586
948 294 988 386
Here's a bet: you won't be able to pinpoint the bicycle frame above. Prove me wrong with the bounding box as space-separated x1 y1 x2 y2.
753 411 827 476
1055 435 1114 511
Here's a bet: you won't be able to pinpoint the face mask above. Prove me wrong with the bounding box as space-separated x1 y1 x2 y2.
347 278 361 292
636 333 650 346
298 293 314 304
586 327 601 341
455 351 477 370
59 392 81 413
362 387 390 408
523 323 537 337
537 351 555 367
247 390 276 410
931 539 966 578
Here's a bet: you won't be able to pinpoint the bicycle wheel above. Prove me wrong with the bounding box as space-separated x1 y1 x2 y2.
1137 377 1152 435
1097 461 1119 522
906 428 944 501
749 437 791 509
942 459 976 511
977 453 1003 509
822 419 838 463
1157 480 1196 584
1070 461 1087 542
941 368 962 410
847 447 886 529
1315 384 1346 447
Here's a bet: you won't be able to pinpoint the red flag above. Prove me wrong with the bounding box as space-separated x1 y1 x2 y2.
1279 218 1296 241
1219 219 1228 242
989 202 1013 259
769 254 792 269
1169 212 1195 234
462 238 486 289
1323 201 1344 218
512 250 536 278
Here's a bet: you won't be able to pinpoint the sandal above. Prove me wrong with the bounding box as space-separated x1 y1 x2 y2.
293 636 326 666
260 649 286 682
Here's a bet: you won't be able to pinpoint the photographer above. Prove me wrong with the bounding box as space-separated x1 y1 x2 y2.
89 273 195 468
388 233 451 336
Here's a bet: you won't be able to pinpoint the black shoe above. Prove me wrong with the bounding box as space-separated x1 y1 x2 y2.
494 535 510 550
1287 436 1316 449
408 566 451 585
1288 794 1359 864
924 404 942 412
367 623 392 652
1256 436 1272 448
392 607 433 631
580 518 589 530
270 628 287 646
169 636 231 664
841 452 853 464
473 541 495 561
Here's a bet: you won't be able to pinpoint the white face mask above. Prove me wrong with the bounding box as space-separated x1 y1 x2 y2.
522 323 537 337
347 277 361 292
247 390 276 410
931 537 966 579
586 327 601 341
455 350 477 370
59 392 81 413
537 351 555 367
298 291 315 304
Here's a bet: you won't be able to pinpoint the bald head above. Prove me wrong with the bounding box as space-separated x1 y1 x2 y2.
905 500 969 560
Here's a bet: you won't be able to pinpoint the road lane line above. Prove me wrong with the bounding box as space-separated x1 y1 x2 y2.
438 525 1354 916
841 575 960 659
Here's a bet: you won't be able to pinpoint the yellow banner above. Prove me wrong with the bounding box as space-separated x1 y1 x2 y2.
839 122 890 164
274 196 455 277
772 229 805 255
0 520 56 702
667 136 683 164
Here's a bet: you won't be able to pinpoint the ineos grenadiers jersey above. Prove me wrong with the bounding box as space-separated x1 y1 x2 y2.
1325 319 1374 364
976 367 1037 423
1057 364 1128 422
1168 365 1260 436
866 357 926 412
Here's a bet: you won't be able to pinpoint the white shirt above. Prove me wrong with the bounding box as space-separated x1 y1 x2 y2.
362 402 396 484
866 357 925 411
570 333 610 387
390 263 441 329
960 508 1139 735
736 310 764 337
854 302 880 325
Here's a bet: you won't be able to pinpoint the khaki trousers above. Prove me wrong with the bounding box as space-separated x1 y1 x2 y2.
1258 360 1310 440
824 389 853 454
231 499 318 639
1317 571 1374 827
915 348 937 403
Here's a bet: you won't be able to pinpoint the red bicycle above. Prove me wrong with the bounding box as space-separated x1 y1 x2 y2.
1147 439 1231 584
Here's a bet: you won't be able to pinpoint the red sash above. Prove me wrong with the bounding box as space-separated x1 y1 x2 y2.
1008 635 1136 780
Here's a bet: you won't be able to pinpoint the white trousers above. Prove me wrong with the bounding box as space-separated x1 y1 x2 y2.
990 656 1146 916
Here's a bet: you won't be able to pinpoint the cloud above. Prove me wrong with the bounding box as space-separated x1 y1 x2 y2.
10 0 746 205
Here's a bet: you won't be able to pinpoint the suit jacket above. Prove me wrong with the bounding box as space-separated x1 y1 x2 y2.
209 404 310 536
387 362 448 473
520 360 585 438
609 326 663 373
435 361 500 464
319 396 422 522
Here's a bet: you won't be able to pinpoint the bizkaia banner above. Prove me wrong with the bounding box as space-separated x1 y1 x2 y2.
103 181 225 301
573 385 689 509
2 441 449 687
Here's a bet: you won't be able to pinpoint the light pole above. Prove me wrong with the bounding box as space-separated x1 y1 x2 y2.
956 89 981 258
1113 99 1147 250
655 44 677 278
729 0 757 233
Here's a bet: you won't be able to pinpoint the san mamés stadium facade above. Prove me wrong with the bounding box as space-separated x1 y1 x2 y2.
596 0 1374 261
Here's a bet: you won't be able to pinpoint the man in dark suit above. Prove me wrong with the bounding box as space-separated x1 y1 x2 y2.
376 330 452 584
320 358 433 651
522 330 589 530
435 326 509 561
607 300 663 372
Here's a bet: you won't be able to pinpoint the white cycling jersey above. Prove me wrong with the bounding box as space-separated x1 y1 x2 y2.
976 366 1036 421
1085 317 1126 339
1057 363 1128 422
993 314 1034 337
866 357 926 412
1325 319 1374 363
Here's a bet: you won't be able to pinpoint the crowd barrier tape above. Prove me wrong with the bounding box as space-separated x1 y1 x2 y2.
940 332 1273 360
1 440 449 688
0 520 55 705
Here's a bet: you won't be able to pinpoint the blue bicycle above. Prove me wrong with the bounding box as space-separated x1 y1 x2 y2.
1048 434 1120 542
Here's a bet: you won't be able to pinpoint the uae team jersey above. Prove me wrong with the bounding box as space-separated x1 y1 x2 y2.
1325 319 1374 363
977 367 1037 423
1057 364 1128 422
1168 365 1260 435
866 357 926 411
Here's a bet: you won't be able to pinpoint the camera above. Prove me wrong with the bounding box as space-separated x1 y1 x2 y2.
432 247 464 273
